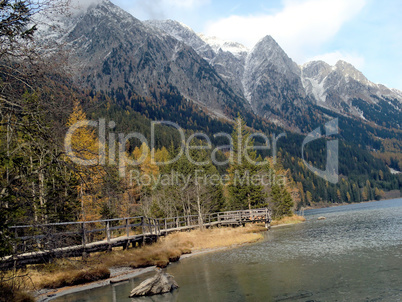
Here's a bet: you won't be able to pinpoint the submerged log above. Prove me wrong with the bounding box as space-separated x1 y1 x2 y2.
129 270 179 297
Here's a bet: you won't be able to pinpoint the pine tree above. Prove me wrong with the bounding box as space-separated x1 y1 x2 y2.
267 159 294 219
227 116 266 210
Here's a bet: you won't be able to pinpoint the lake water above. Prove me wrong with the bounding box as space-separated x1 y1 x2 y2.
53 198 402 302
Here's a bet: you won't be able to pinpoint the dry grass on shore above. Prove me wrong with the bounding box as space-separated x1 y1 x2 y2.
167 224 266 251
38 266 111 289
16 224 266 291
271 214 306 226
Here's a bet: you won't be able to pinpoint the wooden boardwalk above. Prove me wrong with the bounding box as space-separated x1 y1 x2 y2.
1 208 271 270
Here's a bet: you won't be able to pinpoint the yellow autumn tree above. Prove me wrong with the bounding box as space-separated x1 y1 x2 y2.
118 146 142 218
132 143 159 186
154 146 170 164
65 101 105 221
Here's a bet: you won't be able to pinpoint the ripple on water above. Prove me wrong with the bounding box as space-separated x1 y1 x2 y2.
52 199 402 302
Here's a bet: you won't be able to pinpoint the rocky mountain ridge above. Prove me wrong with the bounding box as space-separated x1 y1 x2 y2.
40 0 249 117
147 18 402 129
42 0 402 130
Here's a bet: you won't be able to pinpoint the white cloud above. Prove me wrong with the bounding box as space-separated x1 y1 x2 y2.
71 0 104 9
166 0 210 9
307 51 365 69
121 0 210 20
70 0 105 14
204 0 366 63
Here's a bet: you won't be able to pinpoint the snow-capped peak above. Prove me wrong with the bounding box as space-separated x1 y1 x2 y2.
335 60 373 87
145 19 195 37
198 34 249 58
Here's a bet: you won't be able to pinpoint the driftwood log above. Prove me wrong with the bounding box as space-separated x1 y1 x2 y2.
129 270 179 297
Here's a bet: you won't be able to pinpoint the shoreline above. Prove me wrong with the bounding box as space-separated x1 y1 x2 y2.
35 246 252 302
301 197 401 211
35 222 303 302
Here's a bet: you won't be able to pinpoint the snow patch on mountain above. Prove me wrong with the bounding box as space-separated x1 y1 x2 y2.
198 34 249 58
334 60 375 87
391 88 402 100
305 77 327 103
145 20 199 44
37 0 402 129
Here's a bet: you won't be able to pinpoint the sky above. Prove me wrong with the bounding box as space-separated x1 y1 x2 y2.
108 0 402 90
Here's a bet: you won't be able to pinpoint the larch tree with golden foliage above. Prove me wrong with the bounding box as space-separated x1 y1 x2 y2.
65 102 105 221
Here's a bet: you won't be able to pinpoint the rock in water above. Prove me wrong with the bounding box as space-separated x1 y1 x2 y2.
317 216 326 220
129 270 179 297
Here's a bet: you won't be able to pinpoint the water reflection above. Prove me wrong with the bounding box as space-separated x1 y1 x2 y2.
53 199 402 302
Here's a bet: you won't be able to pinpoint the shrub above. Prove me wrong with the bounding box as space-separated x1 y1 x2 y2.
0 282 34 302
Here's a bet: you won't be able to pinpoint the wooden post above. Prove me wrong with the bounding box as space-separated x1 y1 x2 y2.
13 228 17 254
126 218 130 237
106 221 111 251
35 225 41 249
147 218 151 235
106 221 111 242
141 217 145 235
265 208 270 229
82 222 86 246
144 218 148 235
156 219 161 236
125 218 130 250
82 222 88 259
164 219 167 232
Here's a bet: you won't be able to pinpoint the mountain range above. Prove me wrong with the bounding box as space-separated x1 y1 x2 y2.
40 0 402 133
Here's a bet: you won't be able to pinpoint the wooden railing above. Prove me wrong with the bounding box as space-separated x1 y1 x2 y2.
1 208 271 270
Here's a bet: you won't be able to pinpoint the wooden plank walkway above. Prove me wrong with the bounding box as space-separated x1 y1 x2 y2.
1 208 271 270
